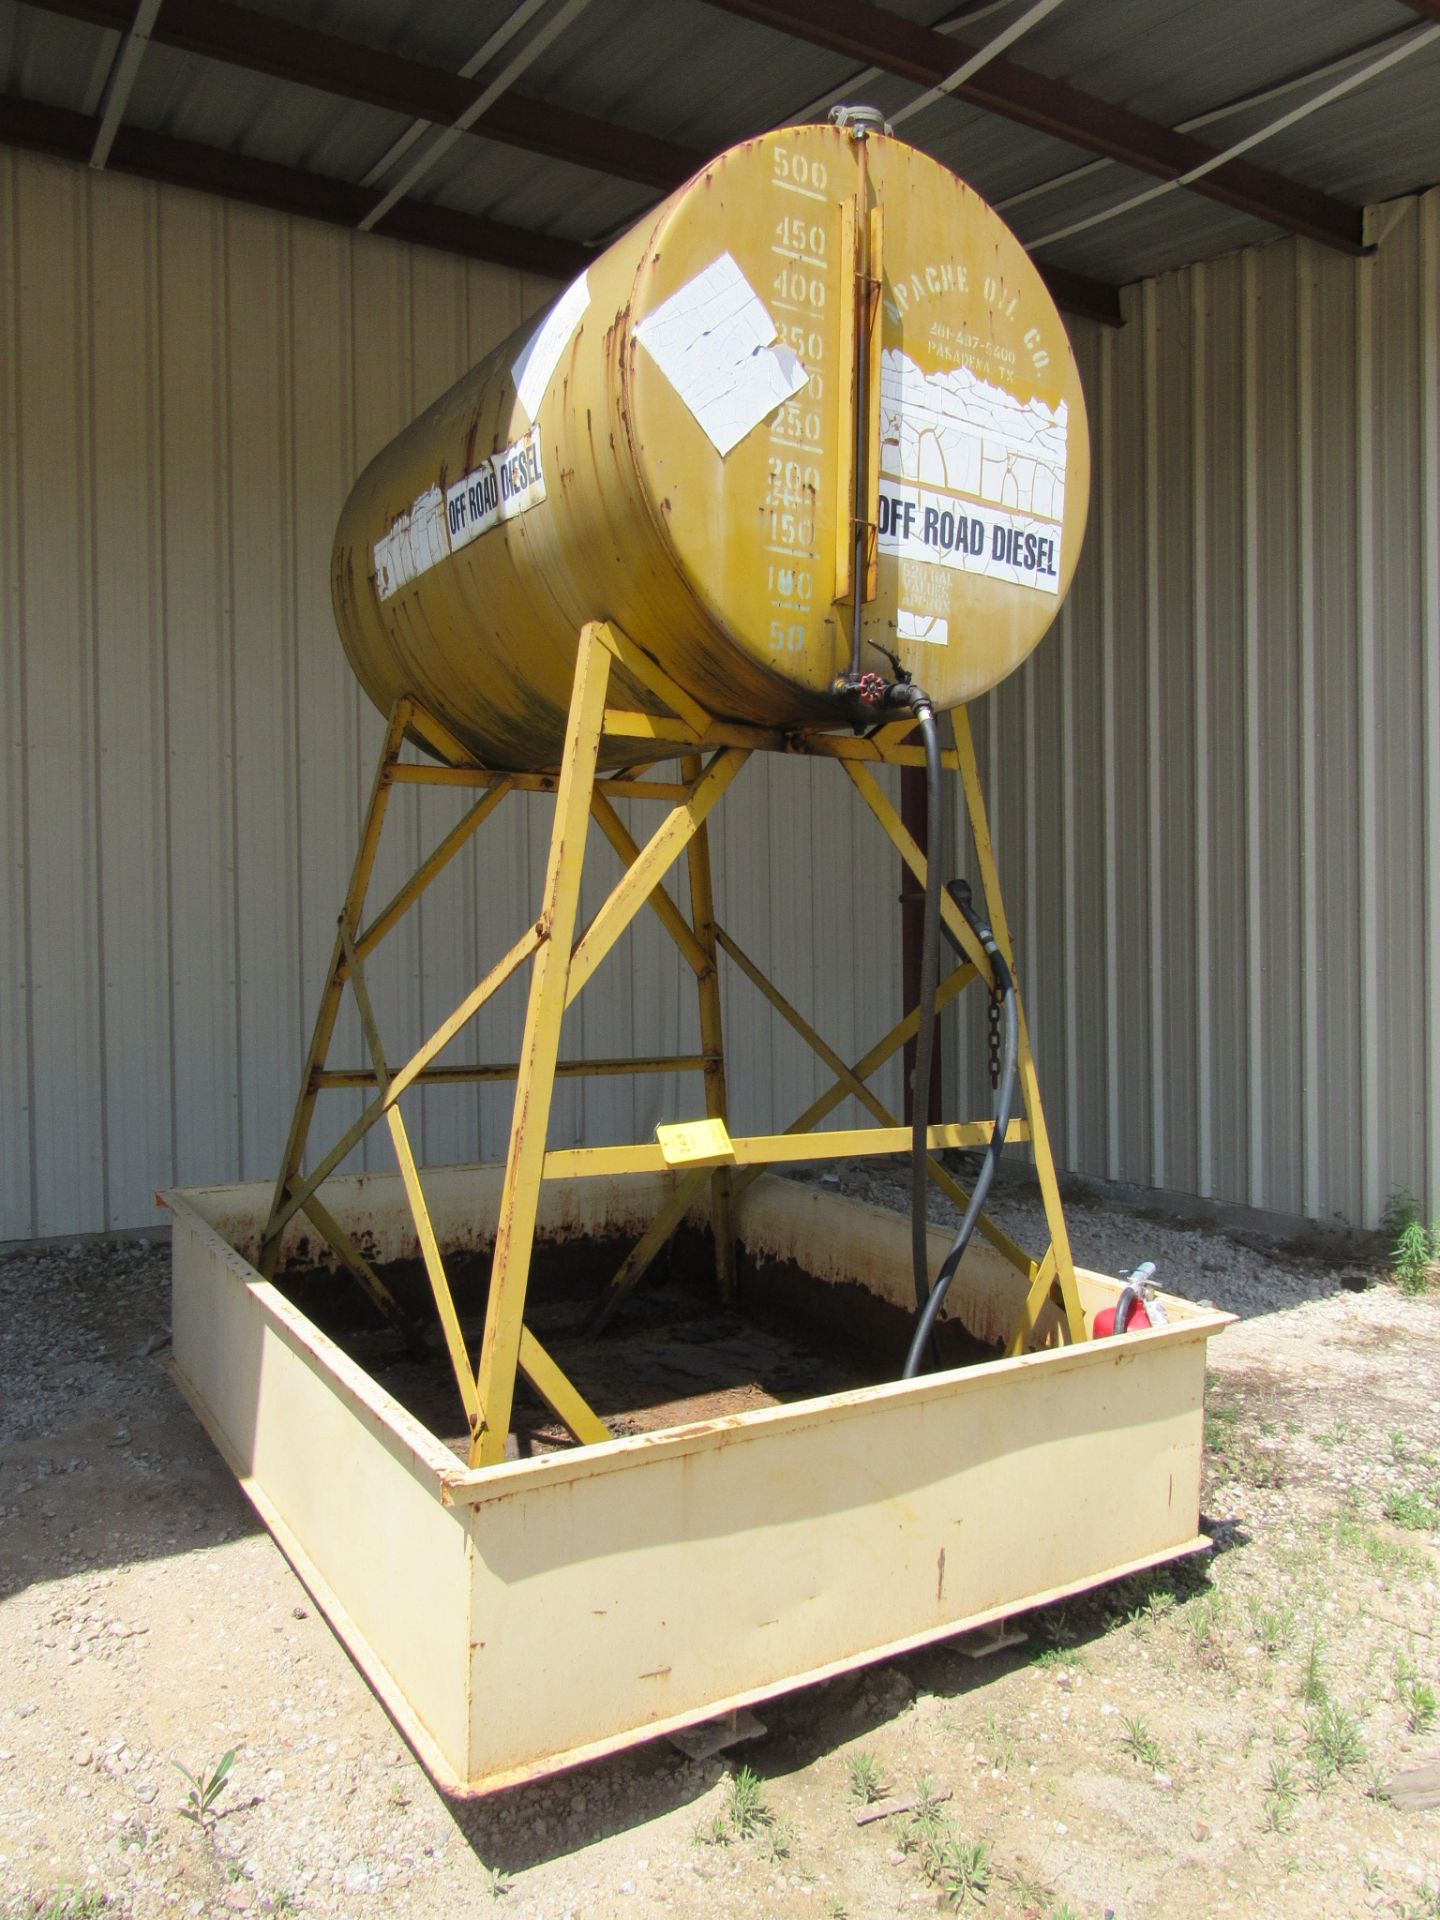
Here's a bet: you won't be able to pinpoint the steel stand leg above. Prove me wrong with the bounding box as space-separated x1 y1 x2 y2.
950 707 1086 1348
471 625 611 1465
259 699 411 1279
682 753 736 1305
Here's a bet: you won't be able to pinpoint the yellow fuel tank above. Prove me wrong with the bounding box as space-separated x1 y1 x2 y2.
331 121 1089 771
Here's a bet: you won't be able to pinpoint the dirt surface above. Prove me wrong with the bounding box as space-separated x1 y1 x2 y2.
2 1169 1438 1920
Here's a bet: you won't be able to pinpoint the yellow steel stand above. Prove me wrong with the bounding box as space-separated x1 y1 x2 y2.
259 618 1086 1468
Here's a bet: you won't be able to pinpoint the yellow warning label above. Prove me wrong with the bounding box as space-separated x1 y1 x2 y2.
655 1118 736 1167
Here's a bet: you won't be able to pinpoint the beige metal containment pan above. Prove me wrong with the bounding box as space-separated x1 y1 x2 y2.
164 1166 1230 1797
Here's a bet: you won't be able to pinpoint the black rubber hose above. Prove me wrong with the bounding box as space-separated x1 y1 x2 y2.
834 670 943 1354
909 704 945 1342
902 898 1018 1380
1112 1283 1140 1334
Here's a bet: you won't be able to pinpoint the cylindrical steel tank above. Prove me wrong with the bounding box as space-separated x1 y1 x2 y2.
332 122 1089 771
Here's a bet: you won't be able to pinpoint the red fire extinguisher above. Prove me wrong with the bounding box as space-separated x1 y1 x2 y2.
1096 1262 1163 1337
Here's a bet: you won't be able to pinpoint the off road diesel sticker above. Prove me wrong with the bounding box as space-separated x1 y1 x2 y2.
374 425 546 601
877 348 1066 596
878 486 1060 594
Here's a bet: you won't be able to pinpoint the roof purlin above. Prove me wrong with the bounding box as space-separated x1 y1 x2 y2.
698 0 1370 254
25 0 706 191
0 91 593 278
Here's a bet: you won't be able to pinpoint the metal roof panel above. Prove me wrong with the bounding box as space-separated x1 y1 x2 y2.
5 0 1436 291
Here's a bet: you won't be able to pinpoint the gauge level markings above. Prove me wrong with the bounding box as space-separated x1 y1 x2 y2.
764 148 835 654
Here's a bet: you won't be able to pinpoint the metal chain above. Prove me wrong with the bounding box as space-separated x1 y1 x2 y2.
987 991 1001 1091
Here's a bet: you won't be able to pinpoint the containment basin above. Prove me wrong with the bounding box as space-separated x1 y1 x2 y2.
163 1165 1229 1795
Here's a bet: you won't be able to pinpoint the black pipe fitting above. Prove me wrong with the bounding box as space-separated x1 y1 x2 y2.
879 679 934 720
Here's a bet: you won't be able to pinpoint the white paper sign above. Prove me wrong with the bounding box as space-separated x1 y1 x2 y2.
634 252 808 457
512 271 590 421
374 427 547 600
373 485 446 601
898 608 949 646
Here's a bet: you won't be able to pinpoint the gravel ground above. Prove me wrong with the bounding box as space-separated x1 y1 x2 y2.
2 1171 1437 1920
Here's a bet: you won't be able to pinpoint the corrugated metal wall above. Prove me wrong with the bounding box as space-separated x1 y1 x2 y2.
3 149 1437 1239
963 186 1440 1231
0 149 907 1240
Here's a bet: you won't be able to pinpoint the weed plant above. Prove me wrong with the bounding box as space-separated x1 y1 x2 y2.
1247 1597 1294 1655
726 1764 772 1837
899 1799 990 1911
1306 1697 1366 1788
1032 1644 1089 1673
1136 1587 1178 1629
39 1895 110 1920
756 1817 796 1864
1394 1649 1439 1734
1331 1513 1431 1581
1397 1878 1440 1920
846 1749 888 1805
1262 1757 1299 1833
480 1863 512 1900
1299 1633 1329 1708
984 1710 1015 1773
1394 1217 1438 1295
172 1748 235 1828
1383 1486 1440 1533
1118 1714 1165 1770
1386 1191 1439 1295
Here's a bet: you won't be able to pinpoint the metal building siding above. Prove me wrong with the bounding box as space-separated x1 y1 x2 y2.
0 149 903 1240
970 188 1440 1228
5 149 1436 1239
8 156 108 1236
1425 188 1440 1222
